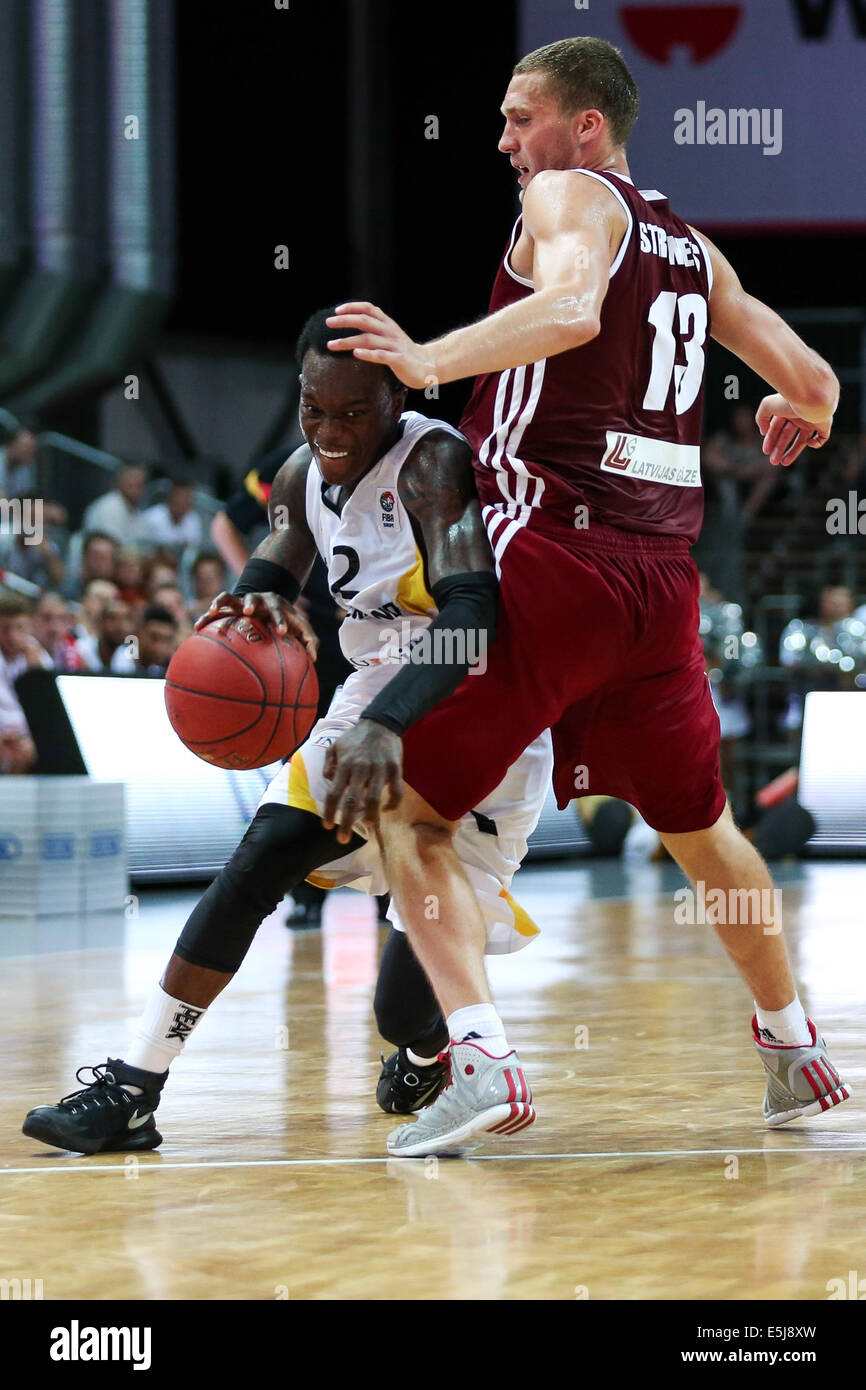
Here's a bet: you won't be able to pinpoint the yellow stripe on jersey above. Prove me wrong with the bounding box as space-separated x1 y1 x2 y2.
396 546 437 617
287 751 319 817
500 888 540 938
287 752 342 888
243 468 268 507
307 871 340 889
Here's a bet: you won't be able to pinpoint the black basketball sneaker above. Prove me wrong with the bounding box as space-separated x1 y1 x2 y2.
376 1048 450 1115
22 1059 168 1155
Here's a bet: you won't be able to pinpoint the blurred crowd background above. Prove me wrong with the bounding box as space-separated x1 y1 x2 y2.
1 0 864 843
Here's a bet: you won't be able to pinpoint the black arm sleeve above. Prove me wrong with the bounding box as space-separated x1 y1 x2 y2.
233 557 301 604
360 570 498 737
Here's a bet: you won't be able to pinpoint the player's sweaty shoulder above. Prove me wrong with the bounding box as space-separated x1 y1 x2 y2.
398 427 476 523
268 443 314 528
521 168 629 271
523 168 628 237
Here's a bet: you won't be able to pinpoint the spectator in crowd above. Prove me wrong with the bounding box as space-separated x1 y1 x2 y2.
32 593 89 671
143 480 202 550
704 404 785 524
0 592 46 771
128 604 180 676
114 546 148 616
82 531 118 584
81 465 149 547
143 551 180 600
699 403 796 594
190 551 227 615
698 570 763 786
75 578 119 643
111 603 178 676
779 583 864 730
0 718 35 773
0 425 38 500
0 509 65 590
0 593 53 679
63 531 118 601
77 598 133 674
151 582 192 640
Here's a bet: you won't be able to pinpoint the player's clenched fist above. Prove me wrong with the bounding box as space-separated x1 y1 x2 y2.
755 393 833 468
194 590 318 658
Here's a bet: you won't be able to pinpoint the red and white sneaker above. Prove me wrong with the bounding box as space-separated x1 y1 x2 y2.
753 1016 852 1126
386 1042 536 1157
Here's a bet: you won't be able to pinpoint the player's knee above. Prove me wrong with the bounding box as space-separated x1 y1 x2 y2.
381 817 454 875
223 804 319 899
175 805 324 974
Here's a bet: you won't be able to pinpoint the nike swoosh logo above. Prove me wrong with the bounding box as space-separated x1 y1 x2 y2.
128 1110 153 1129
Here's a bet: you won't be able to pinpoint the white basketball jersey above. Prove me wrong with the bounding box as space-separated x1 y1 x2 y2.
305 411 465 668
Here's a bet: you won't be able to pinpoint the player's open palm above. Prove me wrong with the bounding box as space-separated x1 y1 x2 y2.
195 591 318 658
755 393 832 467
326 302 433 390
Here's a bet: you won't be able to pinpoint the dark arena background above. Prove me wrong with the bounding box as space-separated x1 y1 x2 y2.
1 0 865 1346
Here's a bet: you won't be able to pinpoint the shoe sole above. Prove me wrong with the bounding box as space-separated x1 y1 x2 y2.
387 1101 536 1157
21 1118 164 1155
764 1081 852 1127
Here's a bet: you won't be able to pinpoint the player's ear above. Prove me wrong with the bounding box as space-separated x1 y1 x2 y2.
390 383 408 420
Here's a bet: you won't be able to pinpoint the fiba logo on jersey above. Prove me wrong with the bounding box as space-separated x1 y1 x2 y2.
379 490 396 529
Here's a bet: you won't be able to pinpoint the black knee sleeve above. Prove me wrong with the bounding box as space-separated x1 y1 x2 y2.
373 928 448 1055
175 803 361 974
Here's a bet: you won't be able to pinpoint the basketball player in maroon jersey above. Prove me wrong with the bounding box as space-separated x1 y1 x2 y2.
322 37 850 1155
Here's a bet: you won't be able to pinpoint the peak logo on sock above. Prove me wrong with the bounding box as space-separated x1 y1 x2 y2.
166 1004 203 1041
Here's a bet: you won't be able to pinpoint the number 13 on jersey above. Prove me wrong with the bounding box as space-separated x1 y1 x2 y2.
643 291 708 416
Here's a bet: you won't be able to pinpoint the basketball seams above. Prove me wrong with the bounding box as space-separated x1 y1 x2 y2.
194 630 267 697
249 623 289 768
165 619 318 770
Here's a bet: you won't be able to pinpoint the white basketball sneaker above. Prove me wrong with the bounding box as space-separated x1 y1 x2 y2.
752 1016 852 1126
386 1041 535 1157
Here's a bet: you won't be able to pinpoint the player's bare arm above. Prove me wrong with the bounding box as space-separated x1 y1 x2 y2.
698 229 840 467
322 431 495 842
324 174 622 388
195 445 319 657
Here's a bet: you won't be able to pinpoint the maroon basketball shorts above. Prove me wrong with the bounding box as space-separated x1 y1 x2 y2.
401 520 726 834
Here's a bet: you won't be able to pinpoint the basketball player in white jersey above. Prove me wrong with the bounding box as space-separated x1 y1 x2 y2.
22 308 551 1154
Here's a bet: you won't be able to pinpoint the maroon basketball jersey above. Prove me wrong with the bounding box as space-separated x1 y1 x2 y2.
459 169 713 553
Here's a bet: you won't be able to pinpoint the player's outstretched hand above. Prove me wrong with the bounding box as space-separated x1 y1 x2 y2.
325 302 434 391
194 591 319 659
321 719 404 844
755 393 833 467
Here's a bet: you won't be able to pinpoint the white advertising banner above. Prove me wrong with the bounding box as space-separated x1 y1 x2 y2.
519 0 866 228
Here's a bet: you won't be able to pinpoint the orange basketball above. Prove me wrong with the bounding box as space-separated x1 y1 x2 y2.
164 616 319 770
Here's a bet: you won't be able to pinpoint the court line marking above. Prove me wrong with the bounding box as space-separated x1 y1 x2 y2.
3 1144 865 1175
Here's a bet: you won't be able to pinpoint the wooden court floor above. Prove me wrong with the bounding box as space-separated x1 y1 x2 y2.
1 859 864 1301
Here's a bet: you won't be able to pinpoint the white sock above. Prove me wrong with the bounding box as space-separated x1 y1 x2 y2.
446 1003 510 1057
406 1047 441 1067
123 985 208 1090
755 995 811 1046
